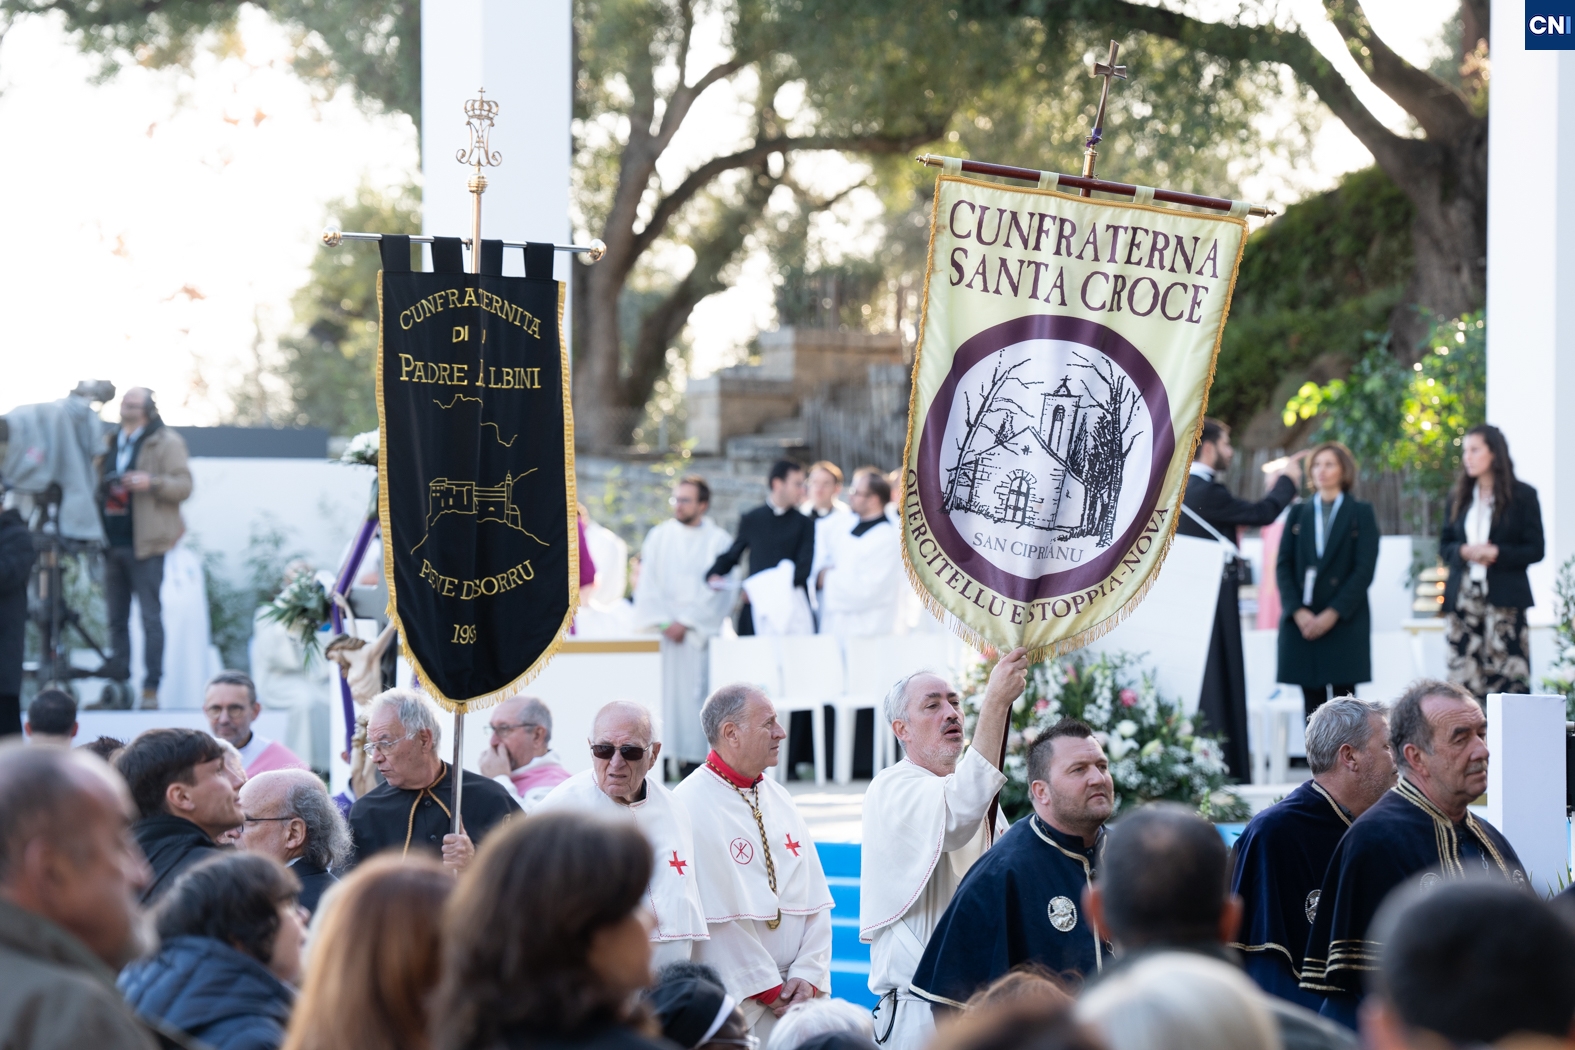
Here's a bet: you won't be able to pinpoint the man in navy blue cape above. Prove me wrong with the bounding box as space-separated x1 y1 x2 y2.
1299 680 1528 1030
1230 697 1395 1010
909 718 1112 1008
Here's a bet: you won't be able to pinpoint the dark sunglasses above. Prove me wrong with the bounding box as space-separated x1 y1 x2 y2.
591 743 649 762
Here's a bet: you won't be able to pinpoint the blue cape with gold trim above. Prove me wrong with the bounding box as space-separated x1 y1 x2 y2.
910 815 1108 1007
1299 778 1525 1000
1229 779 1352 1011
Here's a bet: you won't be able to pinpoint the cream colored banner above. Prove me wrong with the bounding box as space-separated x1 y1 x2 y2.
901 175 1247 659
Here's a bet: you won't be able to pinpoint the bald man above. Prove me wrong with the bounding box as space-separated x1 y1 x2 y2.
237 769 352 915
0 743 170 1048
478 695 570 812
537 701 707 966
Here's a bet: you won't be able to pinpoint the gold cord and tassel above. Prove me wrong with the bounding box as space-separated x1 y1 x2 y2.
402 762 454 860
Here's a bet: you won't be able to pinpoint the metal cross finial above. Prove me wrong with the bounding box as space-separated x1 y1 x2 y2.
1080 41 1127 195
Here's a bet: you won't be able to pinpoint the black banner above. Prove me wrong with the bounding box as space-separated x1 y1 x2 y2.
376 240 576 708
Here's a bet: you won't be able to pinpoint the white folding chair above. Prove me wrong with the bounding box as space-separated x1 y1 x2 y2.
841 637 896 781
773 635 844 786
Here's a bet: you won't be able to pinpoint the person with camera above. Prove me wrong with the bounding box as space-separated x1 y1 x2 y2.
0 497 34 735
97 387 191 709
1176 419 1300 781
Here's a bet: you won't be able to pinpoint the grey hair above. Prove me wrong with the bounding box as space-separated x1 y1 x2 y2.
764 997 873 1050
369 688 442 749
882 670 940 728
518 696 554 744
701 683 758 746
1389 678 1478 771
206 669 257 705
1304 697 1388 775
284 777 353 870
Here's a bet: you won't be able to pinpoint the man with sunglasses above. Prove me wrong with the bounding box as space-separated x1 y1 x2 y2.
537 701 708 967
479 695 570 813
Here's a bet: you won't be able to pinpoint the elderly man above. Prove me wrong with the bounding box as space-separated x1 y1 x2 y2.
237 768 352 915
0 744 175 1049
1083 804 1355 1050
537 701 708 966
202 670 308 776
1300 679 1526 1029
814 469 903 640
858 649 1027 1048
1231 697 1395 1010
478 695 571 811
115 727 244 903
634 475 737 768
96 386 192 709
911 718 1114 1010
675 684 834 1038
348 688 515 871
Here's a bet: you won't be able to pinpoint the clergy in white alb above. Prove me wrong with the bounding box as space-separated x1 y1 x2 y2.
535 701 708 967
814 468 903 639
860 649 1028 1050
675 684 834 1038
634 476 737 765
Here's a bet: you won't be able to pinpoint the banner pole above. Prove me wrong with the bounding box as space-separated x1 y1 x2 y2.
457 88 501 275
1080 41 1127 198
452 712 466 837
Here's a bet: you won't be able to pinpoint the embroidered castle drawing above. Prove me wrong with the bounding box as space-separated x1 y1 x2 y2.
942 351 1143 548
428 476 523 531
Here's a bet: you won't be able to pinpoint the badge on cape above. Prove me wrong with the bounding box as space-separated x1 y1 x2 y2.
1048 895 1078 933
900 174 1248 658
1304 889 1320 924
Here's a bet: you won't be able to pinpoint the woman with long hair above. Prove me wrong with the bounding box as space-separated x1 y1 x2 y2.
1439 424 1545 696
281 854 452 1050
1275 441 1381 718
432 811 664 1050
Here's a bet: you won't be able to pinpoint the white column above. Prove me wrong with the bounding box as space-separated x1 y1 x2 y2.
421 0 573 291
1483 693 1568 894
1485 18 1575 621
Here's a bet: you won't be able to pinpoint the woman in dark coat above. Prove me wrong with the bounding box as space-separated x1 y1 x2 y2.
1439 424 1544 696
1276 441 1380 719
120 853 305 1050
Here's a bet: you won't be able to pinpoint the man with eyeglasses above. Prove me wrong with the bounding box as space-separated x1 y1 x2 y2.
635 474 737 771
347 689 515 871
477 695 571 812
675 684 834 1041
236 768 352 915
537 701 708 967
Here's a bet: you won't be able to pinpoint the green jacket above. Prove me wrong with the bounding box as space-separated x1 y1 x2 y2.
1275 497 1380 687
0 897 159 1050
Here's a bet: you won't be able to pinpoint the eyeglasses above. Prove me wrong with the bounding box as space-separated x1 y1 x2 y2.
362 733 415 756
242 815 296 827
590 743 649 762
490 721 540 736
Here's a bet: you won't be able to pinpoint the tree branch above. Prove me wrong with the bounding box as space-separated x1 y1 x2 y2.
627 122 946 264
1321 0 1477 141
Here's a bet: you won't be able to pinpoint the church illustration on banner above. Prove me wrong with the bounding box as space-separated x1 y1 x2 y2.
428 476 522 530
942 361 1140 548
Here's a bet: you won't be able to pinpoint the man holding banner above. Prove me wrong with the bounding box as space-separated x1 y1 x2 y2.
899 163 1253 666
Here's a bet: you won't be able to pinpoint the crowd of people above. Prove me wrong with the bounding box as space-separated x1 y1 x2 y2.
2 649 1573 1050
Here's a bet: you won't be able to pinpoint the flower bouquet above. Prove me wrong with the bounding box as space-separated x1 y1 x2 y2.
963 650 1249 822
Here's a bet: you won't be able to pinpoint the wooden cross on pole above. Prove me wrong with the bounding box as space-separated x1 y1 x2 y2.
1080 40 1127 197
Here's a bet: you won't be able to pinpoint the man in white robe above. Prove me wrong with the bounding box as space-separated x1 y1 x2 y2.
815 468 903 639
634 476 737 767
675 684 834 1039
860 647 1030 1049
536 701 708 967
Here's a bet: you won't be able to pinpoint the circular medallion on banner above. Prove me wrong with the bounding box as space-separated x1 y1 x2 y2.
1305 889 1321 924
917 316 1175 603
729 838 755 865
1048 896 1078 933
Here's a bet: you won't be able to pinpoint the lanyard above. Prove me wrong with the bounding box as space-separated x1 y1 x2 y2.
1313 494 1343 559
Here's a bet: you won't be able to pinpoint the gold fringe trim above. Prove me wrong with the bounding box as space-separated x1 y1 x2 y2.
896 172 1247 662
376 272 581 716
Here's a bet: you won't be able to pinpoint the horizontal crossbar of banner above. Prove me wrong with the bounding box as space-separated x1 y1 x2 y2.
914 154 1276 218
322 228 606 261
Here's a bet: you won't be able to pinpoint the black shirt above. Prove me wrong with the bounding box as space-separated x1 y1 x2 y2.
134 814 222 904
707 503 816 589
348 763 516 866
